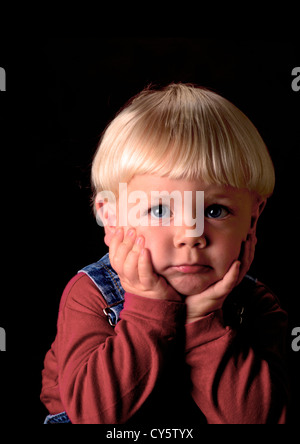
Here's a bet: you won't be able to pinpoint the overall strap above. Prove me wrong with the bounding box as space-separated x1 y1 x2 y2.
44 254 125 424
78 253 125 326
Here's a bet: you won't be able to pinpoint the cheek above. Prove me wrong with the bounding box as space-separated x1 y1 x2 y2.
210 231 243 274
138 226 169 246
139 228 170 266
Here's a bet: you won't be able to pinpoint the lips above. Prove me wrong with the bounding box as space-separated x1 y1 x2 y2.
171 264 212 274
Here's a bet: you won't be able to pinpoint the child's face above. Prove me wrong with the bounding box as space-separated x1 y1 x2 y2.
109 175 261 296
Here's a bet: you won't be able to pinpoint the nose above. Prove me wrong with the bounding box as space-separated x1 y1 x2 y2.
173 227 207 249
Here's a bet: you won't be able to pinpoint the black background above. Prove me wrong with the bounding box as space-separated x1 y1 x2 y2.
0 38 299 425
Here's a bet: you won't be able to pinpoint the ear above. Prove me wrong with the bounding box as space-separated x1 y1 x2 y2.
95 197 117 247
249 197 267 234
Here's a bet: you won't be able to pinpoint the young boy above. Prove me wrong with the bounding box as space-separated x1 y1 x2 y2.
41 83 289 424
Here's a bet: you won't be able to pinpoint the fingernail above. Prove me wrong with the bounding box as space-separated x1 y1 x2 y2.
135 236 143 246
127 228 135 237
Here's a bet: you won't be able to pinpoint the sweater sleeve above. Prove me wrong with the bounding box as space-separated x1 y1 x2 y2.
54 274 185 424
185 284 289 424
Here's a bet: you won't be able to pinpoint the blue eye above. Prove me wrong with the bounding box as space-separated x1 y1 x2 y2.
150 204 171 219
205 205 229 219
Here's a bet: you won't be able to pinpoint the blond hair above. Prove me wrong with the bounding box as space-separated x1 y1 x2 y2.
91 83 275 203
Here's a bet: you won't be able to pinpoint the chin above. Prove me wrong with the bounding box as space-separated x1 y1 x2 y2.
169 275 216 296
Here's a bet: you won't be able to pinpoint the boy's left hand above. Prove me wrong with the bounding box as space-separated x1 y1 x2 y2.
236 231 257 286
185 232 257 324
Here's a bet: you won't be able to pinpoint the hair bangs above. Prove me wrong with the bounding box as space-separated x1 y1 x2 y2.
92 83 275 201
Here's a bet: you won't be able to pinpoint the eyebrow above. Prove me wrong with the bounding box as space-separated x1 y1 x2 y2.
204 192 230 199
204 193 240 205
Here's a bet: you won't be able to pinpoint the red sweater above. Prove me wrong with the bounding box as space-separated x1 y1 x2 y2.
40 272 289 424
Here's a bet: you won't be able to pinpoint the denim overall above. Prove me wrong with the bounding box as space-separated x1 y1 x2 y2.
44 254 256 424
44 253 125 424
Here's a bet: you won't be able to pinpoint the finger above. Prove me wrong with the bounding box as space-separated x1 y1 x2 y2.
222 261 241 291
131 235 145 254
109 228 124 267
122 236 145 282
112 228 137 272
238 233 257 281
244 233 257 260
138 248 158 288
212 261 241 298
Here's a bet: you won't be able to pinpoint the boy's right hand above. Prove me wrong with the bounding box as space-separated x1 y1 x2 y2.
109 228 181 301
